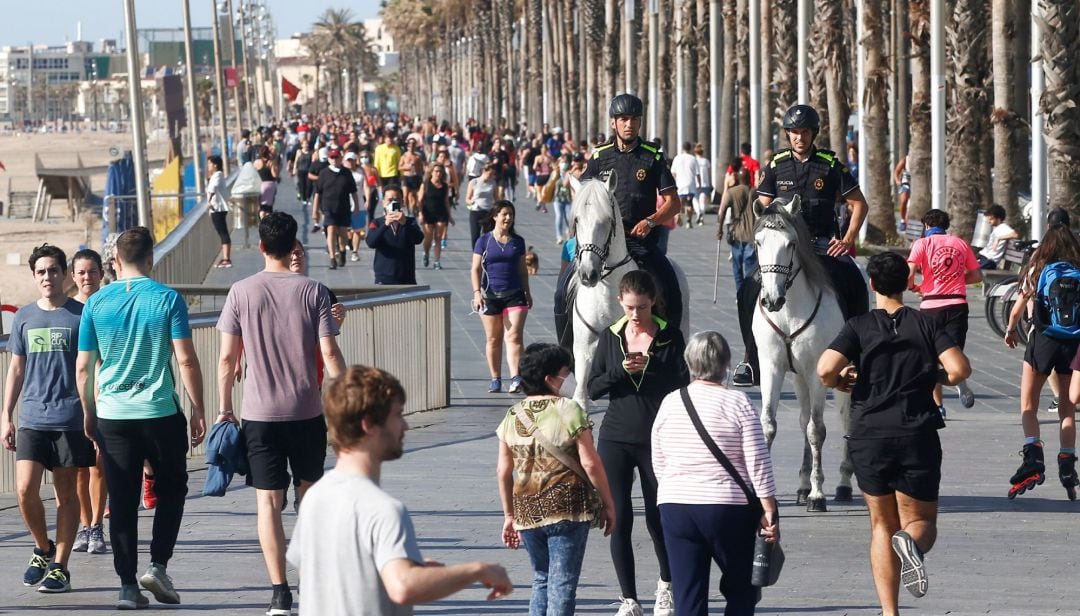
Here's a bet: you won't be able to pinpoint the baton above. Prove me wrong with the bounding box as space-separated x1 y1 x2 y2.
713 240 722 304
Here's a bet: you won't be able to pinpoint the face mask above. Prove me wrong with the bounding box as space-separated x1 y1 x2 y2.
560 162 569 171
557 372 577 398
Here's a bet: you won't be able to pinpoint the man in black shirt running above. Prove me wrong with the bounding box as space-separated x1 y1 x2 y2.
312 149 360 270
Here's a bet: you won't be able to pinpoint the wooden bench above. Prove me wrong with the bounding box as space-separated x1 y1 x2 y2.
981 239 1036 294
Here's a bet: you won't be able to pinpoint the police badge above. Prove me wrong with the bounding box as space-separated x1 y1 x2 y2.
636 168 647 181
814 177 825 190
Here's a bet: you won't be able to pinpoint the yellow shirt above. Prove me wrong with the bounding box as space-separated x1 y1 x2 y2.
374 143 401 179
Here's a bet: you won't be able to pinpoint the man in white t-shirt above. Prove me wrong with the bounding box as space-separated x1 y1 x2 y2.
286 366 512 615
976 205 1019 270
670 142 699 229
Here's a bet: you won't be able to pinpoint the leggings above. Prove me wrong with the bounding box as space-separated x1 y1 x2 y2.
210 211 231 245
96 411 189 585
597 438 671 600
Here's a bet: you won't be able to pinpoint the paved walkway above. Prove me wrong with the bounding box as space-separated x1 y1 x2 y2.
1 175 1074 614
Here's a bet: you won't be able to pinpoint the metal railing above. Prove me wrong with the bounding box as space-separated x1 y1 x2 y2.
0 287 451 497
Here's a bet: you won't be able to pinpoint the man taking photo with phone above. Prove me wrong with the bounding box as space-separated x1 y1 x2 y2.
366 184 425 285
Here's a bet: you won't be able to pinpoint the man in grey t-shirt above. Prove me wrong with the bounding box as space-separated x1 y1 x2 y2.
287 366 512 615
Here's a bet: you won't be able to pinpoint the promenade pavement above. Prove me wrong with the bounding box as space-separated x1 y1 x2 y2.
1 174 1075 615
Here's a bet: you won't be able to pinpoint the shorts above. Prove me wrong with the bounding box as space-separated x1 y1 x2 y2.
351 210 367 231
322 207 351 229
243 415 327 490
481 289 529 316
421 206 449 224
402 175 421 191
1025 329 1079 376
678 192 695 200
535 174 550 187
899 183 911 194
16 428 96 470
527 172 537 186
921 303 969 349
848 431 942 502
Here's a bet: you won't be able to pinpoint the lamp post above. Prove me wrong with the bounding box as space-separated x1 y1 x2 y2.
122 0 151 228
181 0 204 193
210 0 229 172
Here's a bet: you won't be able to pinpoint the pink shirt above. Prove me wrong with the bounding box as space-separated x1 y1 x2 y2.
908 233 980 310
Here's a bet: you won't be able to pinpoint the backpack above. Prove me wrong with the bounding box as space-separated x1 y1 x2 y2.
1037 261 1080 339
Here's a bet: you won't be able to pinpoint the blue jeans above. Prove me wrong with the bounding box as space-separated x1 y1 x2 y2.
555 199 572 241
730 240 758 293
654 226 671 255
519 520 590 616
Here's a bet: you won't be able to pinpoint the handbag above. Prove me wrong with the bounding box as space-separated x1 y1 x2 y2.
679 388 785 587
514 402 605 529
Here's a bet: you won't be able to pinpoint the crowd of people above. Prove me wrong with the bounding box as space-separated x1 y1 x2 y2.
3 94 1069 616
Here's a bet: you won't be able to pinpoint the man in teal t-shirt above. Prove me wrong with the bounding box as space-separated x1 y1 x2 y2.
76 227 206 610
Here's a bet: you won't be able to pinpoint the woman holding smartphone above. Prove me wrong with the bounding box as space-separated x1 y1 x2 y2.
587 270 689 616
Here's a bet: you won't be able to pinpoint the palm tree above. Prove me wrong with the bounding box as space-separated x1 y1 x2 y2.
759 0 774 152
862 0 898 244
1037 0 1080 216
946 0 992 241
818 0 850 155
772 0 797 149
907 0 932 222
992 0 1022 225
719 0 737 164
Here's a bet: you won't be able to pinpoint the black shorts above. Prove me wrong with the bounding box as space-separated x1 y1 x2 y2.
402 175 421 191
242 415 327 490
848 431 942 502
16 428 96 470
1024 329 1079 376
481 289 529 316
322 207 352 229
421 206 449 224
922 303 969 349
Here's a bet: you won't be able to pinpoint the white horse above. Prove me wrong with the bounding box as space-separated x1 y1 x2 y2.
566 175 690 410
752 195 854 512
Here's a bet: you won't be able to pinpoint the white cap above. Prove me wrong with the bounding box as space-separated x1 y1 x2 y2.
552 126 563 134
344 152 359 161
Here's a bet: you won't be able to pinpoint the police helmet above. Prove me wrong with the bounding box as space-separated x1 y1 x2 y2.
608 93 644 118
782 105 820 131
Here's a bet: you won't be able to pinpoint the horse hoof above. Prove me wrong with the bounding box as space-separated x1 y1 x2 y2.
807 498 828 513
834 486 854 502
795 489 810 506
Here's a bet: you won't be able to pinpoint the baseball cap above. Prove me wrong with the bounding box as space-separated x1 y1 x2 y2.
344 152 358 161
327 148 342 159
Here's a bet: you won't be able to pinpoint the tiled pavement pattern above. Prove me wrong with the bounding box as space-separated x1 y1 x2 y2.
1 175 1075 615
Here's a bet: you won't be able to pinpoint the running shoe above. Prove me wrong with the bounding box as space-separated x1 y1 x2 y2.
488 378 502 393
1049 397 1060 414
336 251 346 268
891 530 928 598
508 376 523 394
139 562 180 604
142 475 157 510
654 580 675 616
23 540 54 586
614 597 644 616
117 584 149 610
433 261 443 270
266 587 293 616
957 382 975 408
328 259 337 270
73 526 90 553
88 523 108 554
37 564 71 593
423 253 430 268
350 251 359 262
441 239 447 249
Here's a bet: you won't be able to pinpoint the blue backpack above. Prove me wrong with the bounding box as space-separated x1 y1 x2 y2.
1037 261 1080 339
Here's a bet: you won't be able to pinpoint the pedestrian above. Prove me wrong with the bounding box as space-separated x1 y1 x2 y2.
465 163 503 248
344 151 368 263
975 204 1020 270
2 245 96 594
207 155 232 269
374 132 402 188
587 270 689 616
366 185 425 285
470 200 532 394
312 148 361 270
716 162 757 293
1004 208 1080 499
496 342 616 616
291 138 314 205
75 227 207 609
893 154 910 231
553 154 575 243
533 144 554 214
255 145 280 218
692 143 712 227
818 251 970 614
287 365 514 614
906 209 982 418
418 163 453 270
399 138 425 215
652 331 779 616
671 142 698 229
216 211 346 616
69 249 108 556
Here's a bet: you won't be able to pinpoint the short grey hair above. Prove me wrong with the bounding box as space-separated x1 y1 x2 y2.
684 331 732 383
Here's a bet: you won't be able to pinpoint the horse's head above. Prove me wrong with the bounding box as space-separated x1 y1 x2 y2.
571 173 621 287
753 195 804 312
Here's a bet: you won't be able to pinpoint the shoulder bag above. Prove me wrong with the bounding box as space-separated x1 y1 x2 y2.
514 401 605 529
679 388 785 587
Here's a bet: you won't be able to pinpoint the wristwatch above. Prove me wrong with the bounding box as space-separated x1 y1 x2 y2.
645 218 657 229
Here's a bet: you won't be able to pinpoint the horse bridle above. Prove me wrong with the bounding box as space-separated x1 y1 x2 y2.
756 236 817 374
576 196 634 281
758 252 802 291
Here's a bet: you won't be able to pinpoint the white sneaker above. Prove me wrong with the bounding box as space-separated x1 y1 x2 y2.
956 382 975 408
615 597 644 616
654 580 675 616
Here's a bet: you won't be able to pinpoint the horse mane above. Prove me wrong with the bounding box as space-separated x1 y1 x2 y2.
570 178 620 233
753 204 834 292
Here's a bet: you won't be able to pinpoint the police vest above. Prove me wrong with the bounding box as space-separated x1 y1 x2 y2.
769 148 844 238
590 140 666 224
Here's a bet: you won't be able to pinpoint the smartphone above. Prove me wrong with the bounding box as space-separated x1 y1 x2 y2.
627 351 643 360
387 200 401 213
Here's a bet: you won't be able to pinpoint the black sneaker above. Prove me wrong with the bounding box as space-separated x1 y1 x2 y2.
336 251 346 267
891 530 928 598
328 258 338 271
37 564 71 593
732 362 755 387
23 540 54 586
266 588 293 616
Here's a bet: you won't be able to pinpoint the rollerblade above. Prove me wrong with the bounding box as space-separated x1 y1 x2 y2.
1059 453 1078 501
1008 442 1045 499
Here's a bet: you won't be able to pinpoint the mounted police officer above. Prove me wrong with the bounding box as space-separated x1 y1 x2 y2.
554 93 684 344
732 103 870 386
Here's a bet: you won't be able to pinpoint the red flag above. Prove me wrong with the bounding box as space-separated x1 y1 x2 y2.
0 161 6 171
224 67 238 88
281 77 300 102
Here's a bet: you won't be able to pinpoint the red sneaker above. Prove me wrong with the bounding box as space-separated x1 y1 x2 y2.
142 475 157 510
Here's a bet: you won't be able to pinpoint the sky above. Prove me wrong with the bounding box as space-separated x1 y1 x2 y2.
0 0 382 48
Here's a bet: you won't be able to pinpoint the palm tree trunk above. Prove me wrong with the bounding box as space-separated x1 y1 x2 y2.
657 0 673 147
907 0 932 221
604 0 619 103
736 0 750 150
563 0 581 140
820 0 849 155
636 0 650 115
760 0 773 153
719 0 737 163
684 3 698 143
1038 0 1080 215
992 0 1021 224
809 11 831 149
864 0 898 244
584 0 604 139
773 0 796 149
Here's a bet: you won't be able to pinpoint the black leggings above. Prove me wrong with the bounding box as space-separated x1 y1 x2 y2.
211 211 231 245
296 174 313 202
96 411 189 585
598 438 671 600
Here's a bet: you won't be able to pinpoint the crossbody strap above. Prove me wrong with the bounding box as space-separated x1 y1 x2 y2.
514 402 593 487
679 388 763 514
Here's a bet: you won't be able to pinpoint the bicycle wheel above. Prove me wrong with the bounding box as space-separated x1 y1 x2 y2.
985 277 1018 339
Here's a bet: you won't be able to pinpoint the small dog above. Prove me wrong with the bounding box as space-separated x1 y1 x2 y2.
524 246 540 275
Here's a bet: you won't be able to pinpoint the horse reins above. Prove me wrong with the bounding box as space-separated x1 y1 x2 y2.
757 247 819 373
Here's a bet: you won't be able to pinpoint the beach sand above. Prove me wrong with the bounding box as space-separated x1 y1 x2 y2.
0 131 169 308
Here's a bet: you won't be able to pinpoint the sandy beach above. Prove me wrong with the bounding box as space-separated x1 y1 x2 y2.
0 130 168 308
